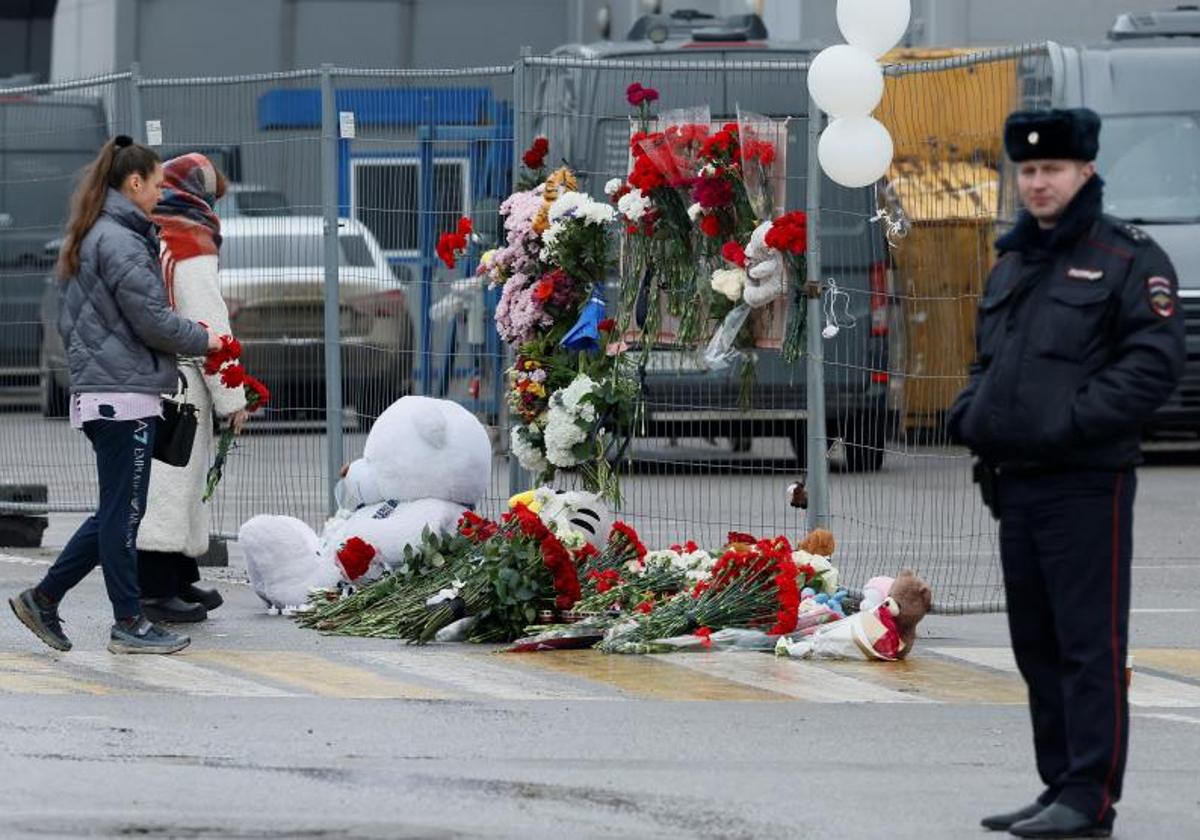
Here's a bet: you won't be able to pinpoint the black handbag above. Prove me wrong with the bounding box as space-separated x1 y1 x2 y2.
154 372 198 468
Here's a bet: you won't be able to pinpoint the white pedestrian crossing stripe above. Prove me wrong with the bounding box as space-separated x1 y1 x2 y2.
657 653 931 704
69 652 297 698
0 647 1197 706
351 650 605 701
931 647 1200 709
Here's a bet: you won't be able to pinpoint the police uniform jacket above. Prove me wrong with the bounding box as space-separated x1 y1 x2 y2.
948 175 1185 470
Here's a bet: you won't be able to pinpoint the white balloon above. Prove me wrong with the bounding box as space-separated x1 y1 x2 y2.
837 0 912 58
806 44 884 118
818 117 895 189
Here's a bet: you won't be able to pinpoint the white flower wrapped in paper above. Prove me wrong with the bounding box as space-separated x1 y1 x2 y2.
604 178 623 197
711 268 748 303
775 599 905 661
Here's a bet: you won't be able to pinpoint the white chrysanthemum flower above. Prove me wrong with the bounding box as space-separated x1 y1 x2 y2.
794 550 838 594
604 178 623 197
617 189 651 222
644 549 681 570
711 267 748 302
559 374 598 409
582 201 616 225
557 529 588 551
549 191 588 222
510 426 550 475
687 202 703 222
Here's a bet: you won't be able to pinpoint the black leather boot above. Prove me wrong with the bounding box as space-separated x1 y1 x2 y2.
140 596 206 624
178 583 223 611
980 802 1045 831
1009 803 1113 838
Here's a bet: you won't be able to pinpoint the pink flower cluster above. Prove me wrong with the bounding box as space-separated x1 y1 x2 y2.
494 272 552 345
479 189 545 288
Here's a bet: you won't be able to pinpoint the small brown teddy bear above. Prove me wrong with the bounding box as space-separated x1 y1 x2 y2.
798 528 836 558
888 569 933 659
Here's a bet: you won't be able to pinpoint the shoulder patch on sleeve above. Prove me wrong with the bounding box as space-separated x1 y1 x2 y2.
1146 276 1176 318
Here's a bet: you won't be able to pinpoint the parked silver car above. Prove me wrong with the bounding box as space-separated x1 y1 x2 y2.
41 217 414 419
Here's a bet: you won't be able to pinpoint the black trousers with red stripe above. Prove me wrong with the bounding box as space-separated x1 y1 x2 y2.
997 468 1134 825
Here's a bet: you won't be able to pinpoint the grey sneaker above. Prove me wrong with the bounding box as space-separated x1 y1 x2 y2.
108 616 190 655
9 588 71 652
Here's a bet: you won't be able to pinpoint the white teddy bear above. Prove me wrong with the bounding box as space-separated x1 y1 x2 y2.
239 396 492 612
742 219 786 309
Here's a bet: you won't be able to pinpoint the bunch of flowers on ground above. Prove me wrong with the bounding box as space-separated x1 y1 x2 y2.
305 504 588 644
598 532 806 654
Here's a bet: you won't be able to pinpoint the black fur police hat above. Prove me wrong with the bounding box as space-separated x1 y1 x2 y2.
1004 108 1101 162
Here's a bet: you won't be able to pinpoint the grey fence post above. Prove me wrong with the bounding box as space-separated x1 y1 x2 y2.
805 97 830 529
320 64 344 516
507 47 533 499
128 62 144 142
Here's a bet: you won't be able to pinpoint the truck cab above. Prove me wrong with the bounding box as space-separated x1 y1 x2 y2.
1041 6 1200 434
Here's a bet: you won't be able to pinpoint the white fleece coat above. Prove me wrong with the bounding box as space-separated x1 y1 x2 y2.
137 255 246 557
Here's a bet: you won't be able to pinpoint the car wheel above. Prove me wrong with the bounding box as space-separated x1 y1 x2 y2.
843 411 885 473
40 370 68 419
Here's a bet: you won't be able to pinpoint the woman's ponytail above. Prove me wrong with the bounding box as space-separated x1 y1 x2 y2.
57 135 160 278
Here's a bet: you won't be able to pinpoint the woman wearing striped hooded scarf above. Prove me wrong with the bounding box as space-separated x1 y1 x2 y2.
136 153 249 623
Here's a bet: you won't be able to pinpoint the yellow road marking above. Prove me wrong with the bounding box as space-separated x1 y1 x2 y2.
1134 649 1200 682
820 651 1028 704
187 651 450 699
504 650 791 701
0 653 116 696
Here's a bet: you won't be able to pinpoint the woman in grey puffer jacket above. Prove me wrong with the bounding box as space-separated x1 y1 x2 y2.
7 136 220 656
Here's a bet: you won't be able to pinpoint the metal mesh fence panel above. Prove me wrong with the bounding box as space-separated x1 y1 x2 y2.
841 45 1053 611
326 66 516 521
0 48 1058 611
0 72 134 514
516 48 1053 611
517 52 821 547
137 69 329 536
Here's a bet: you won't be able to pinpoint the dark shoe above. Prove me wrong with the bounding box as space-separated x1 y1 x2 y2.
981 802 1046 831
108 616 190 654
1009 803 1112 838
178 583 223 611
140 596 207 624
9 588 71 652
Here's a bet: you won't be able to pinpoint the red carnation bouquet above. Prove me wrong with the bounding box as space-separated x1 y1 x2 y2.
385 503 583 644
764 210 810 363
436 216 473 270
598 532 806 653
201 335 270 502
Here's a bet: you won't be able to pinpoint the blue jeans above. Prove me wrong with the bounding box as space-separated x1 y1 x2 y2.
39 418 157 620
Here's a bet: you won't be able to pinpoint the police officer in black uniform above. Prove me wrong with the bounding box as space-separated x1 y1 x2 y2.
949 108 1185 838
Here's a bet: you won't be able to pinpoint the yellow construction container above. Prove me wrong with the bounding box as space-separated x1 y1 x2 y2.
876 48 1018 433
